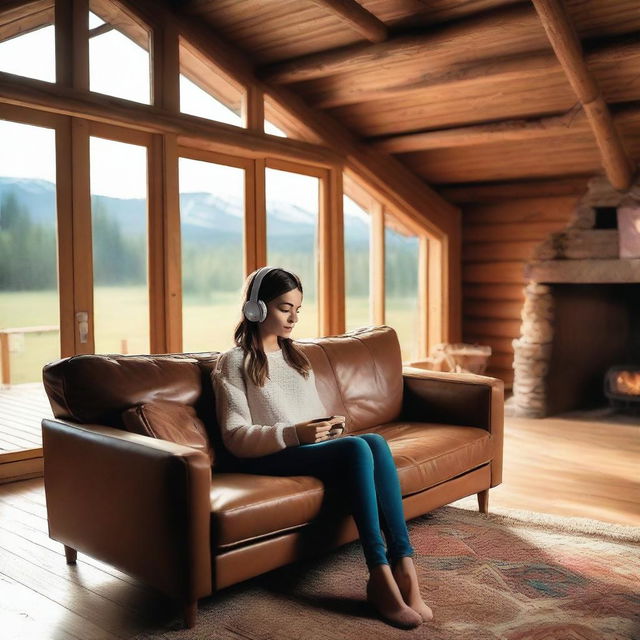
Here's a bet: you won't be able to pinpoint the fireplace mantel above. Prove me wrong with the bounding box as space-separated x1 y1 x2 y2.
525 259 640 284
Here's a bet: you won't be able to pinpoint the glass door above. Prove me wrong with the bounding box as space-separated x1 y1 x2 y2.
0 116 63 460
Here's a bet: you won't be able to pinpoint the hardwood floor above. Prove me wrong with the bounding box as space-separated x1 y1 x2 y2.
0 411 638 639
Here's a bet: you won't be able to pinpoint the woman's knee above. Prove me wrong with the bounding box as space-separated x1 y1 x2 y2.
336 435 374 464
358 432 390 451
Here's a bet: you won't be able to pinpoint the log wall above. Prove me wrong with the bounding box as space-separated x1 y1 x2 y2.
448 178 590 389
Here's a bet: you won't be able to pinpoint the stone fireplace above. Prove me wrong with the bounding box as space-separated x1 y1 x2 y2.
506 176 640 418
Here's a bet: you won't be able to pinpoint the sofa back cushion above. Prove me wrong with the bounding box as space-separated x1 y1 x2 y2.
122 400 215 465
297 325 403 432
42 353 206 426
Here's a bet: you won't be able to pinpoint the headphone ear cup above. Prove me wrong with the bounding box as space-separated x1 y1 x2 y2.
243 300 259 322
258 300 267 322
243 299 268 322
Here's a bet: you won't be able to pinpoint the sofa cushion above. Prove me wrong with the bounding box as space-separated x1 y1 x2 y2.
122 400 215 465
297 325 404 433
371 422 493 496
209 423 492 549
42 353 206 426
210 473 341 549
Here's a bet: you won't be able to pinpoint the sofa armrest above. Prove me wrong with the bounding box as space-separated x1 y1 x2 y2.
41 418 212 602
401 366 504 487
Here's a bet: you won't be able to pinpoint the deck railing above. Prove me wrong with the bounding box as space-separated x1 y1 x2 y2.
0 326 59 386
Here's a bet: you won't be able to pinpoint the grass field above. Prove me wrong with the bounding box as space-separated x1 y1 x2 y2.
1 287 420 384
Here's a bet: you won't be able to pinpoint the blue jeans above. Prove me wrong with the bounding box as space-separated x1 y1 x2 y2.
229 432 415 570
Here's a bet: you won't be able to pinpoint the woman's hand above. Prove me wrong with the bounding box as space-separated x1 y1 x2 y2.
295 415 346 444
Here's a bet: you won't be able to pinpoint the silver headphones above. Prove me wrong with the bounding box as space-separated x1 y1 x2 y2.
242 266 277 323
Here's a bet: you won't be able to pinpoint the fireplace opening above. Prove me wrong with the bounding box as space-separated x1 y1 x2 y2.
545 283 640 415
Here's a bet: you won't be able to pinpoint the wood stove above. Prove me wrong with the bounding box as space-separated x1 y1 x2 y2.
604 365 640 414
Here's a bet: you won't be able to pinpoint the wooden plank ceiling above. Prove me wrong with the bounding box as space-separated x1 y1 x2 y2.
180 0 640 189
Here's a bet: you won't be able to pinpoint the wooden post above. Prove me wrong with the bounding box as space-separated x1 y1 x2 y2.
531 0 635 190
307 0 388 43
0 333 10 386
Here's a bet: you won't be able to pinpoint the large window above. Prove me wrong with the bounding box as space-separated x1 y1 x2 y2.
90 136 149 354
179 156 246 352
0 21 54 83
89 4 151 104
344 195 371 331
384 211 420 363
266 165 319 339
179 38 244 127
0 120 59 385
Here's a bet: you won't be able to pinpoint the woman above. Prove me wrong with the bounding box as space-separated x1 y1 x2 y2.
211 266 433 630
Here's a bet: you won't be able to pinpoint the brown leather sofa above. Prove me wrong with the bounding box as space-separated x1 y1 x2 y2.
41 325 503 629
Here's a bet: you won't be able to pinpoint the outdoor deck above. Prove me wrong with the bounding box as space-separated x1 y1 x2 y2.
0 383 52 481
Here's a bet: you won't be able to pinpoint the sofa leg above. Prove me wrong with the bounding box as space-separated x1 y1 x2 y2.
183 601 197 629
477 489 489 514
64 546 77 565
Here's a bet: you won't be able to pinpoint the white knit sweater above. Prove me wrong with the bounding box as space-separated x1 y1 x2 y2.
211 345 329 458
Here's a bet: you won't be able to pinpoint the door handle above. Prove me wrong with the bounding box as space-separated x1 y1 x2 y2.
75 311 88 344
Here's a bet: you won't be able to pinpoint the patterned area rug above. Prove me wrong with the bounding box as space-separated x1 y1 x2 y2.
134 498 640 640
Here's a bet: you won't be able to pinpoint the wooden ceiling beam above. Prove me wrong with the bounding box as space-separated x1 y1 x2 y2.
531 0 635 190
260 3 541 85
371 106 589 153
304 39 639 110
371 102 640 154
308 0 387 43
0 0 53 43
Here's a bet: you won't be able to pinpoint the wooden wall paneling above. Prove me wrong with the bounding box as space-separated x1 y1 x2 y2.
464 300 524 320
464 221 570 243
463 241 541 262
464 335 517 355
463 283 525 302
532 0 635 189
370 201 384 326
462 196 581 225
463 318 522 339
463 262 525 284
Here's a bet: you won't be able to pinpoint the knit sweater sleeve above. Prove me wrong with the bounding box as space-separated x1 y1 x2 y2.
211 350 300 459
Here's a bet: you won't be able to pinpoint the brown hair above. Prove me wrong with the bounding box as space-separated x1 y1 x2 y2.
233 267 312 387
